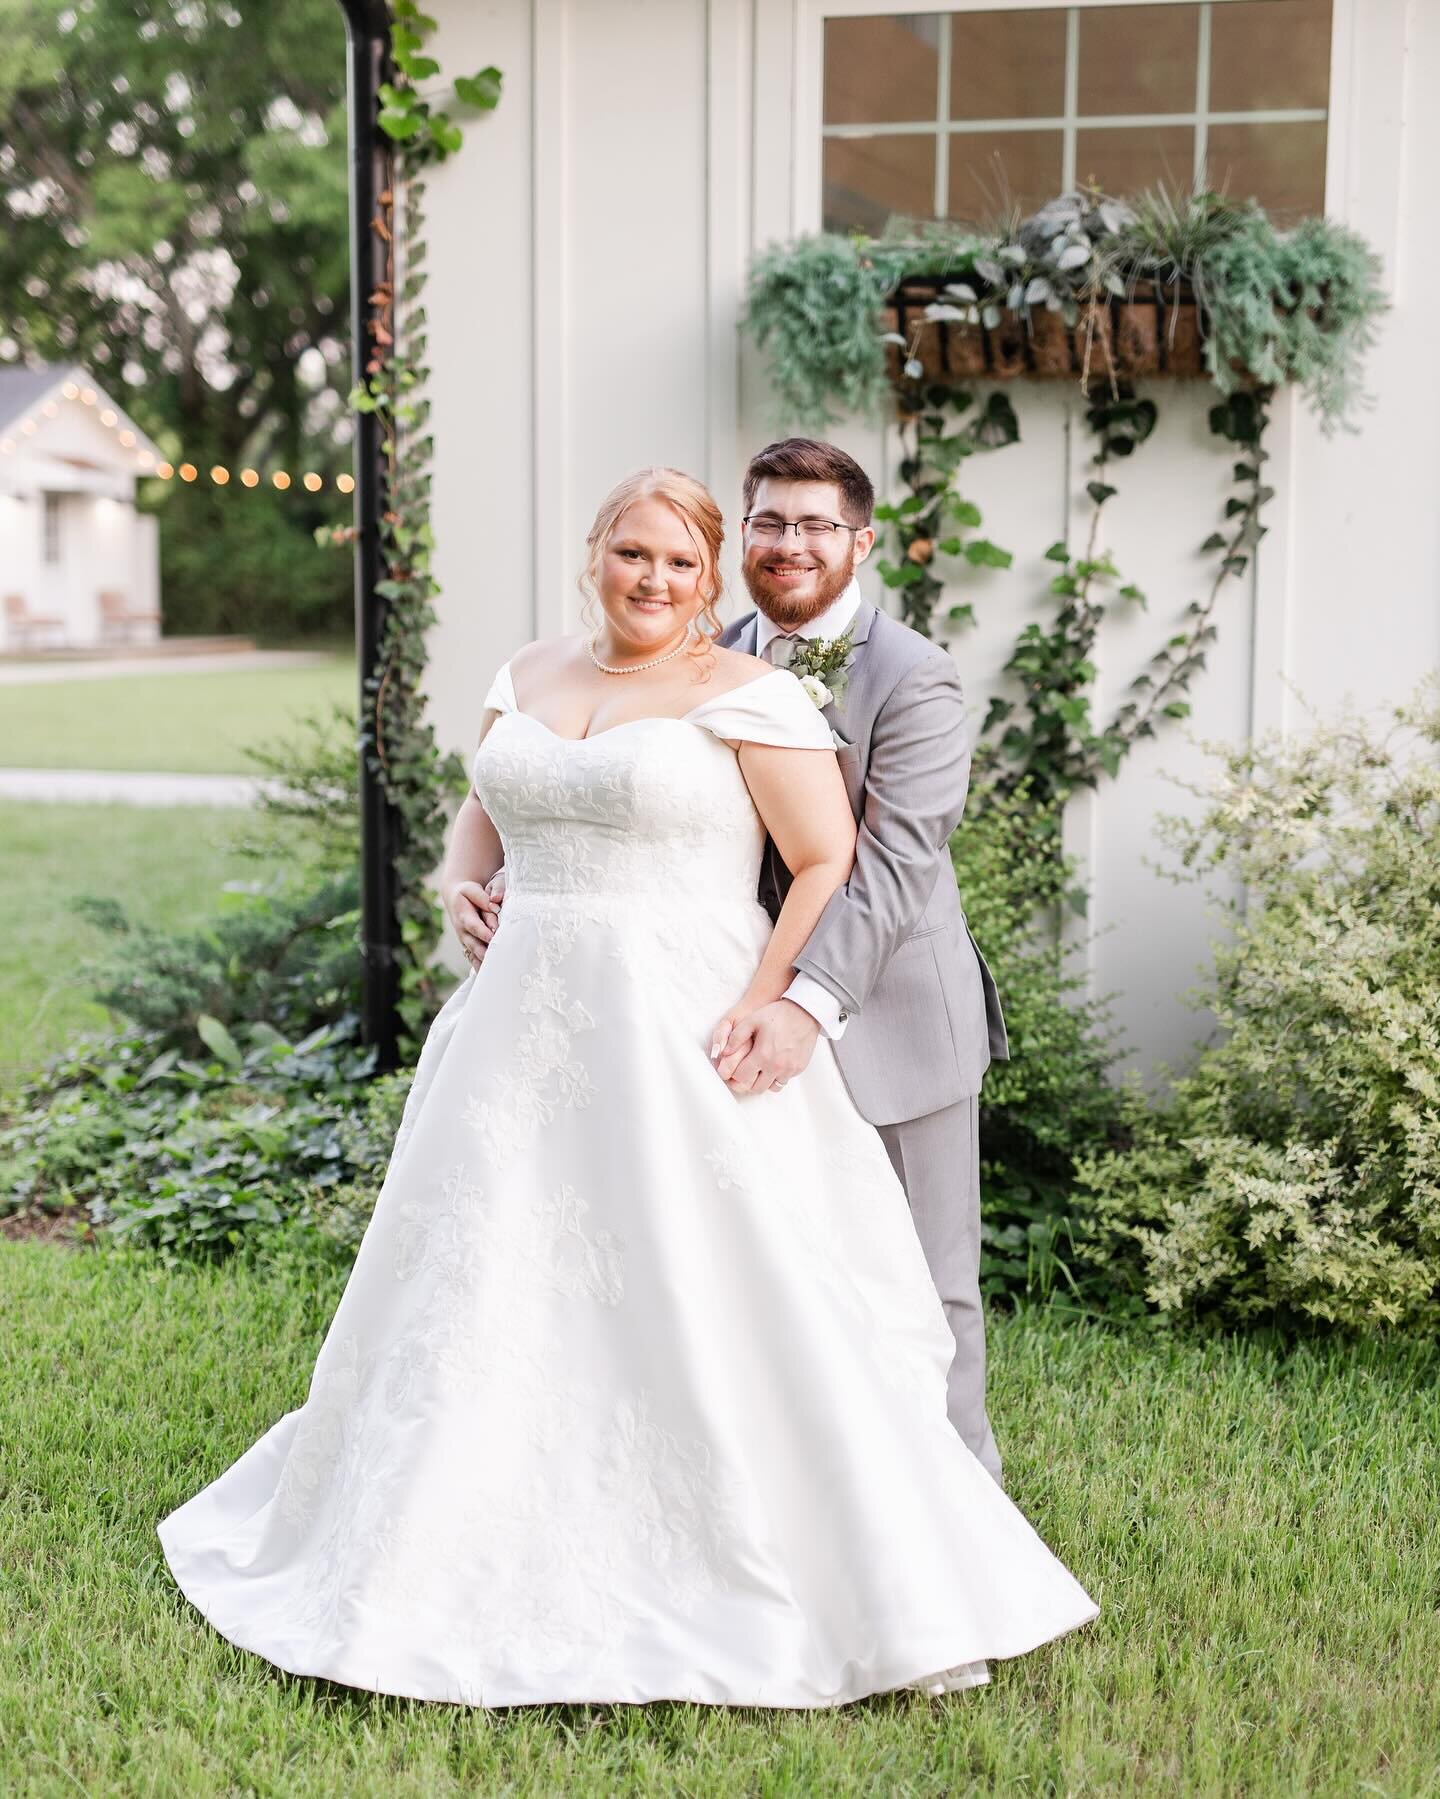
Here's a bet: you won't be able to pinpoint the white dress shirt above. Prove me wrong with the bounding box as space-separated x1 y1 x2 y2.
754 578 863 1043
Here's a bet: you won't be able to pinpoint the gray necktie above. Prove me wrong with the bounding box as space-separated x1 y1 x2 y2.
763 632 801 668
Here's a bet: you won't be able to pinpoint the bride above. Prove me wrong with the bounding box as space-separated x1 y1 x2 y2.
157 467 1098 1709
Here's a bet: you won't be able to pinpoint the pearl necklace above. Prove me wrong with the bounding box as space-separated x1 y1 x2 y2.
587 621 696 675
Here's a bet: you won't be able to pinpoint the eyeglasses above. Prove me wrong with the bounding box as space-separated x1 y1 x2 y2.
742 514 860 544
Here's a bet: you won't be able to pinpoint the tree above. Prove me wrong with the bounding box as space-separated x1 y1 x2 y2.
0 0 350 471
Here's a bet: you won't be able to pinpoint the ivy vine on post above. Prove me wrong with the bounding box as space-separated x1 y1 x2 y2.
350 3 501 1054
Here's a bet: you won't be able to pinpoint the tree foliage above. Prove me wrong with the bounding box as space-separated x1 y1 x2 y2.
1 0 350 471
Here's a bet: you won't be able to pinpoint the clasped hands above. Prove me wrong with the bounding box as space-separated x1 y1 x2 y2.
444 871 821 1097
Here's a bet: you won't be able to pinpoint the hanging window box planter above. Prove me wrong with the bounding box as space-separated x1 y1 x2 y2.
881 274 1207 388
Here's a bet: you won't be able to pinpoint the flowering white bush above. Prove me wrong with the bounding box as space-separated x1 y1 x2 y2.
1074 677 1440 1331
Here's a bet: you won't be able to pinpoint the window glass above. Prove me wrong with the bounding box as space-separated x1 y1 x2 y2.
1205 120 1327 218
1209 0 1332 111
948 131 1064 223
825 15 940 125
1077 4 1198 117
820 4 1330 235
1075 125 1195 198
824 133 937 234
950 9 1066 120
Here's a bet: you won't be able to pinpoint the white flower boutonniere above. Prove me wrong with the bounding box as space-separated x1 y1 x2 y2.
787 629 855 710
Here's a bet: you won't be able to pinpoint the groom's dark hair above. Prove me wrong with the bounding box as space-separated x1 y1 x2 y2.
742 438 875 529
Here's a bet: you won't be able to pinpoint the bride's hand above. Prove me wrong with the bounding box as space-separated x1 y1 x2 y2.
710 1012 752 1074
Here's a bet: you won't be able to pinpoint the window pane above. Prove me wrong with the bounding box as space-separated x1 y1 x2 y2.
1078 4 1199 117
825 15 940 126
1075 125 1195 197
947 131 1063 224
1204 120 1327 219
1209 0 1332 112
950 9 1066 122
824 134 937 234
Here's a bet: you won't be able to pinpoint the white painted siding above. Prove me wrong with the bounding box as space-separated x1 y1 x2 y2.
424 0 1439 1074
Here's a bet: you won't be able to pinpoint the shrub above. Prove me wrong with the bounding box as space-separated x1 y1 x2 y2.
74 873 363 1056
1071 677 1440 1332
152 481 352 640
952 780 1125 1303
0 1018 411 1259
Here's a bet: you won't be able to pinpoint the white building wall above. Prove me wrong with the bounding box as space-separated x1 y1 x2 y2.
424 0 1439 1076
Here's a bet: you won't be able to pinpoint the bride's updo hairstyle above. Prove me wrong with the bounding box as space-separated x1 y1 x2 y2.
578 467 726 676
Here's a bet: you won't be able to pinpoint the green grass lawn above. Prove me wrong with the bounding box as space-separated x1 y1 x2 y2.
0 654 355 774
3 1240 1437 1796
0 801 301 1077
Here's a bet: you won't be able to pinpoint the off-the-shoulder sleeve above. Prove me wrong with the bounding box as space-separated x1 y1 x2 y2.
687 668 837 749
481 658 517 716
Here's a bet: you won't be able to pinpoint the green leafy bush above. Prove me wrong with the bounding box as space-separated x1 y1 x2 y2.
74 873 363 1055
1072 678 1440 1331
0 1019 410 1259
153 482 352 640
953 781 1124 1303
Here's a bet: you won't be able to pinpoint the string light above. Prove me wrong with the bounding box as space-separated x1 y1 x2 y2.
9 380 355 499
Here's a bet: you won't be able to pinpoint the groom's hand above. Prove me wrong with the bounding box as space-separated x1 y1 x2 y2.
714 1000 821 1094
445 866 505 968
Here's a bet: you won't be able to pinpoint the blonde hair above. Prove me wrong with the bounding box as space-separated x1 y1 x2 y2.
577 467 725 678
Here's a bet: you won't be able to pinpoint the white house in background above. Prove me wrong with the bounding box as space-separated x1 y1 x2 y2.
0 363 163 652
418 0 1440 1077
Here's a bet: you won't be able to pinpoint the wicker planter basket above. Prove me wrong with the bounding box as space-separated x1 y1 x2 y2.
880 274 1208 389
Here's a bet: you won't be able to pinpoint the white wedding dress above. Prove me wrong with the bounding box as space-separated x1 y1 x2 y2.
157 660 1099 1709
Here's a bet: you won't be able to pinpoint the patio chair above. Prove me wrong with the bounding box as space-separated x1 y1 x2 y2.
98 589 162 645
3 592 68 651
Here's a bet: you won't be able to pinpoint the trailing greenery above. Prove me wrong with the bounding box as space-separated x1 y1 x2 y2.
949 785 1123 1305
745 186 1386 433
347 2 502 1054
1072 678 1440 1333
873 385 1018 641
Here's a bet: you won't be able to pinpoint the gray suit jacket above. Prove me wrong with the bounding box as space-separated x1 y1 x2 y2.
719 598 1008 1127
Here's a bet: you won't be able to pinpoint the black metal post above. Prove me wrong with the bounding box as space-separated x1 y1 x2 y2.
336 0 400 1070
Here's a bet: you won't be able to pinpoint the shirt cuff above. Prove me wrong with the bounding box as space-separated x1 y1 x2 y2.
784 971 850 1041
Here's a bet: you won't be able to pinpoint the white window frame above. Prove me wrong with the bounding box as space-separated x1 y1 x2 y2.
795 0 1348 234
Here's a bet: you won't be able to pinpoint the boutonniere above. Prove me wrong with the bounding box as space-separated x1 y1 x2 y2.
786 629 855 711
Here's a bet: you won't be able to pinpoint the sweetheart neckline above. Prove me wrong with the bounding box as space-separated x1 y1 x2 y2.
495 667 788 745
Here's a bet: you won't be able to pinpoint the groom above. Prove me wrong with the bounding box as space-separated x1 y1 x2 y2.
715 437 1010 1486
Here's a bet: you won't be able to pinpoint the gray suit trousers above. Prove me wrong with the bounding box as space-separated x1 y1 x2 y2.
876 1094 1003 1488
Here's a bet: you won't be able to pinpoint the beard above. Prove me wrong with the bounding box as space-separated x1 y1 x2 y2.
742 545 856 631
